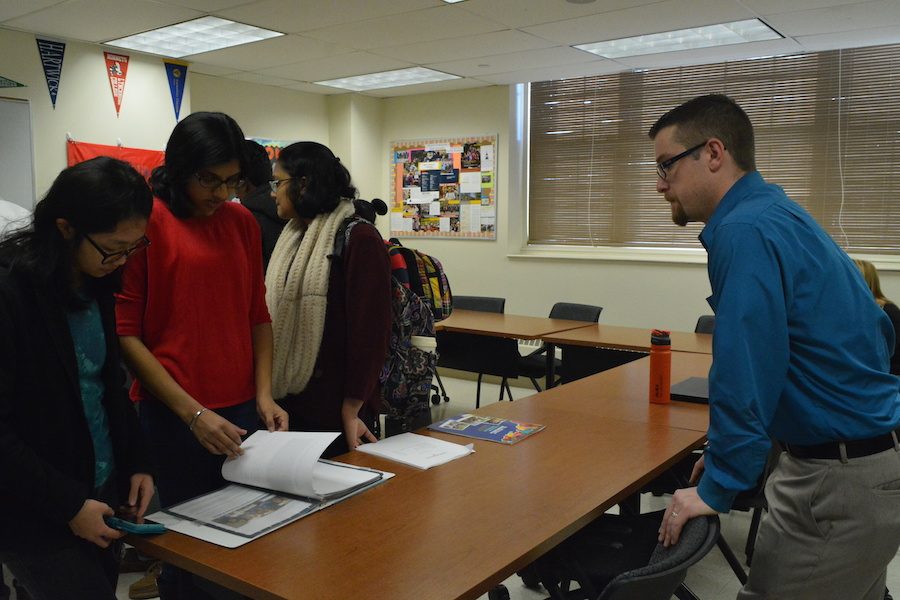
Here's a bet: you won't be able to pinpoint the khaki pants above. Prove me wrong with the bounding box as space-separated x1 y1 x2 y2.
738 446 900 600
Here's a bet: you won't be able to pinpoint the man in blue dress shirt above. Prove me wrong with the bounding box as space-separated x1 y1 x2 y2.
649 94 900 599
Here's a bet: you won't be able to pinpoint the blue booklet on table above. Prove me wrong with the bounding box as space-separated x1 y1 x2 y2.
428 414 545 445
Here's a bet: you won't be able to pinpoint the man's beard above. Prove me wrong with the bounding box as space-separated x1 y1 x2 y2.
671 201 688 227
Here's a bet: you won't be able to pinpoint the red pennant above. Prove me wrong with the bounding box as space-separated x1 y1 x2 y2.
103 51 130 117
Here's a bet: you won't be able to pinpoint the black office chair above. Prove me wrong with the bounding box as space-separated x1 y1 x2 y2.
533 510 720 600
435 295 521 408
695 315 715 334
517 302 603 391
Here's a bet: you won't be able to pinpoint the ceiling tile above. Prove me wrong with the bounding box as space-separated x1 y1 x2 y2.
475 60 625 85
0 0 65 22
282 81 350 94
5 0 201 43
360 77 494 98
223 71 300 86
259 51 412 82
371 29 554 63
741 0 873 17
427 46 598 77
763 0 900 37
300 5 505 50
218 0 440 34
458 0 659 29
522 0 754 46
795 24 900 51
187 62 243 76
156 0 252 11
186 34 349 70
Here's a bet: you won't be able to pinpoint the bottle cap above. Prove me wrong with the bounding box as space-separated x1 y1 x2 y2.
650 329 671 345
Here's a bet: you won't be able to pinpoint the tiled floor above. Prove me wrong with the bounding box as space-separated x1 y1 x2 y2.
8 372 897 599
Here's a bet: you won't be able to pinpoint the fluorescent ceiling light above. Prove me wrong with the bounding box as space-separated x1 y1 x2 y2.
575 19 781 59
315 67 459 92
442 0 467 3
106 16 282 58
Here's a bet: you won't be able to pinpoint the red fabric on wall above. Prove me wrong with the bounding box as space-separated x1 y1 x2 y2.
66 140 164 181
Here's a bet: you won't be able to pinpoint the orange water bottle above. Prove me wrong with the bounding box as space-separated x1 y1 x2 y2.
649 329 671 404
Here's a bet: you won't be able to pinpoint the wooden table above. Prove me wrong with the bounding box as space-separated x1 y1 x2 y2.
435 309 597 389
132 390 707 599
542 324 712 355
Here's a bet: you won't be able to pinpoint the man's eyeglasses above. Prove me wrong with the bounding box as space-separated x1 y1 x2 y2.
656 141 708 180
269 178 294 193
193 172 246 191
83 234 151 264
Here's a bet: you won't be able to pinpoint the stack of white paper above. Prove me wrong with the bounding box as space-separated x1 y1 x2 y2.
356 432 473 469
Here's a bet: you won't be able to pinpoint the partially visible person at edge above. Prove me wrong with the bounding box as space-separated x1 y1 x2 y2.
0 198 30 238
650 94 900 600
116 111 288 599
0 157 155 600
856 259 900 376
235 140 285 270
266 141 391 458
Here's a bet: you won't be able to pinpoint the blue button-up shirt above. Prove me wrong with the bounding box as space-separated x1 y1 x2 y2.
697 171 900 513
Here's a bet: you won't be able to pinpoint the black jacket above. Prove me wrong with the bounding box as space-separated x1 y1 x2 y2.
0 268 152 551
241 184 286 270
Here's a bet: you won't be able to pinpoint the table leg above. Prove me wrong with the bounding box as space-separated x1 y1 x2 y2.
545 343 556 389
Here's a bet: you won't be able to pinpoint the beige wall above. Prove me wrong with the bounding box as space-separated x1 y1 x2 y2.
0 28 183 200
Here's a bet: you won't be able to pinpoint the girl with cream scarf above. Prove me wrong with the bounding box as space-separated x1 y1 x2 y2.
267 142 392 457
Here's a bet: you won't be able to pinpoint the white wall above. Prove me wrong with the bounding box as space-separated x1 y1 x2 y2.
0 28 183 200
190 73 329 144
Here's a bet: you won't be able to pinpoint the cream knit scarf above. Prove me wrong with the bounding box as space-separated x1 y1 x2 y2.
266 199 356 398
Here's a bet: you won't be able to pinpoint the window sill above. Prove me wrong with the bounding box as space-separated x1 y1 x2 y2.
508 244 708 265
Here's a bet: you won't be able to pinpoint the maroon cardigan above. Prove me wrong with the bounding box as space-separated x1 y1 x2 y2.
279 221 392 457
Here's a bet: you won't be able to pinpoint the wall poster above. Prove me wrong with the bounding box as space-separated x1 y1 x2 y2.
389 134 496 240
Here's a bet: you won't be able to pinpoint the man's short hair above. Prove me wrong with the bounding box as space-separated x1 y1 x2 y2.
648 94 756 172
243 140 272 188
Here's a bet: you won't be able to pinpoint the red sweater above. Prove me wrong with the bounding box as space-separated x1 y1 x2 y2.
116 199 270 409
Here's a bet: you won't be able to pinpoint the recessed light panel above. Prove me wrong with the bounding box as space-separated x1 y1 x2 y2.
106 16 282 58
575 19 781 59
315 67 459 92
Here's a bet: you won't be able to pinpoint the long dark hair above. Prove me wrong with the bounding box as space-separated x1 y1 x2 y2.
0 156 152 307
278 142 358 219
150 112 248 218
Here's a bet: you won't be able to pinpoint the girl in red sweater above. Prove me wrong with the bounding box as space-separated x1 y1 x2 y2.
116 112 287 599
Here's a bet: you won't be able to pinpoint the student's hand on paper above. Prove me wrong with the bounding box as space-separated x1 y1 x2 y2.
192 410 246 458
119 473 154 523
658 487 716 548
341 397 377 449
69 499 123 548
257 396 289 432
689 453 705 484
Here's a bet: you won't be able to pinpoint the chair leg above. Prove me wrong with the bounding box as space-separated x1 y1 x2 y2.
504 379 515 401
674 583 701 600
717 534 749 585
434 370 450 402
745 506 764 566
529 377 543 392
476 373 483 409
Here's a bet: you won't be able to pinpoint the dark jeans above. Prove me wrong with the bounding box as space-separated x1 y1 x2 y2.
140 399 259 600
1 478 120 600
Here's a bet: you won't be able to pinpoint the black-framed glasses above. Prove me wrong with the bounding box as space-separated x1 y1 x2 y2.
193 172 246 191
656 141 708 180
269 178 294 193
83 234 151 264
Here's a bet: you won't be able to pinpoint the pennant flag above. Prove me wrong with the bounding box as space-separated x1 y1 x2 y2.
36 38 65 109
103 51 130 117
0 76 25 88
164 60 188 121
67 139 164 181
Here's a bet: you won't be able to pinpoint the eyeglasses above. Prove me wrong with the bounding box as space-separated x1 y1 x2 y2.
193 172 246 191
656 141 708 180
83 234 151 264
269 178 294 193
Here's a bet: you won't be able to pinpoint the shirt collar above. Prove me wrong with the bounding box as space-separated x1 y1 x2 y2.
699 170 764 250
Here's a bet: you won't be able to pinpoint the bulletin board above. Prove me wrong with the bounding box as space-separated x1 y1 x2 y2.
389 134 497 239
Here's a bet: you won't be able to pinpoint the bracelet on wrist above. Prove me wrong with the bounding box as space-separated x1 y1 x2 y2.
189 408 207 431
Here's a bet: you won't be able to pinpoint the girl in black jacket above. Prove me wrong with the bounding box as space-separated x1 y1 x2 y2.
0 157 155 600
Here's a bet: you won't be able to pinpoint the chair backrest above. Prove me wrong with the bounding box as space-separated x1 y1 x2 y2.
549 302 603 323
694 315 715 334
454 295 505 313
598 515 720 600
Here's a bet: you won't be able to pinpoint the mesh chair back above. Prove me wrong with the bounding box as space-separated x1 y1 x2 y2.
598 515 720 600
695 315 715 334
548 302 602 322
454 295 505 313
